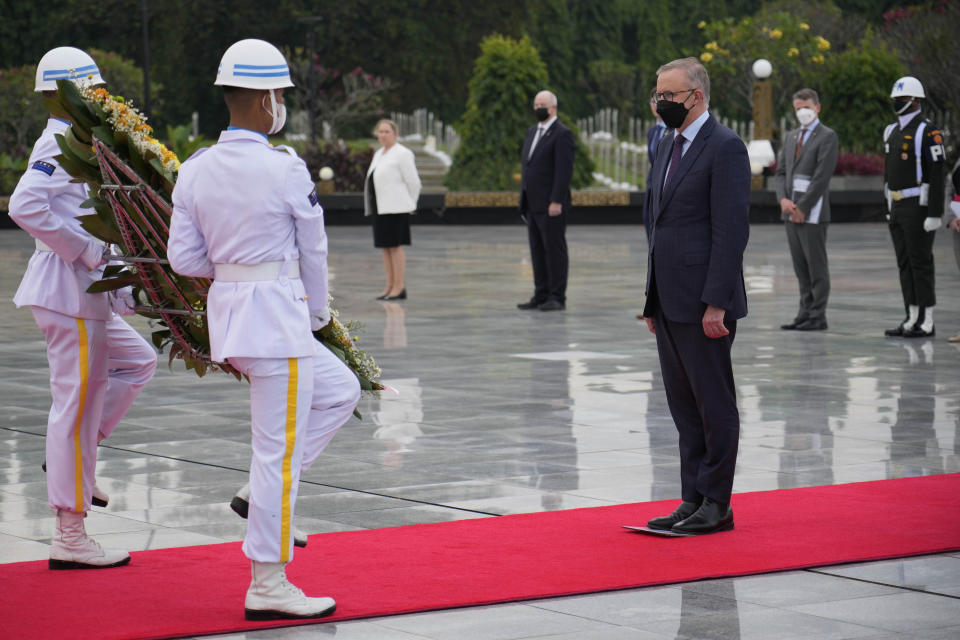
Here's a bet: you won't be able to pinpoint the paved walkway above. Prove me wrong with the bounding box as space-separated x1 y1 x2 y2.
1 223 959 639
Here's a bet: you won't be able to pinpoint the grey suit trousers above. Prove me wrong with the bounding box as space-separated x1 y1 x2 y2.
785 221 830 321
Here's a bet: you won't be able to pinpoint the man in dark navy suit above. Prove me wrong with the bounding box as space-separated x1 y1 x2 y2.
645 95 668 169
518 90 575 312
640 58 751 535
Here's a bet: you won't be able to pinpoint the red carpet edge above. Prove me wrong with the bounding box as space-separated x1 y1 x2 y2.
3 474 959 640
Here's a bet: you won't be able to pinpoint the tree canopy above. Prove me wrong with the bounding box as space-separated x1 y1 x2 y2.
0 0 943 153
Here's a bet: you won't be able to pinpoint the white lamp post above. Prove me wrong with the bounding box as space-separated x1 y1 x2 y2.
747 59 776 188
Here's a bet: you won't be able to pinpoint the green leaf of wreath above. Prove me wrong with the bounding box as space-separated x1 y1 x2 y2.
77 212 122 245
86 273 139 293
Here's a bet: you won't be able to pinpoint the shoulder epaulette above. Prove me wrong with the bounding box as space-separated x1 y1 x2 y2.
271 144 298 157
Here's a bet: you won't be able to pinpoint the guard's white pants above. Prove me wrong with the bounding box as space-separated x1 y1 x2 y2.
30 308 157 513
230 341 360 563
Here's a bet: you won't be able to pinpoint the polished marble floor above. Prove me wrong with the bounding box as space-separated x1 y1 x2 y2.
1 222 959 639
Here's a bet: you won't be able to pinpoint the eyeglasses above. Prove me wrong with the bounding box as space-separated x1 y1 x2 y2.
652 88 696 102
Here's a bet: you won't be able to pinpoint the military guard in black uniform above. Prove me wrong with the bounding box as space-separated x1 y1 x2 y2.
883 76 946 338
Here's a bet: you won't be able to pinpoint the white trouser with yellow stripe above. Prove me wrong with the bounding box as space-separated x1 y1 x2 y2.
229 341 359 563
30 307 157 512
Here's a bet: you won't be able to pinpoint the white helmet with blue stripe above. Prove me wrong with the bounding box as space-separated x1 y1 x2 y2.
35 47 103 92
215 39 294 89
890 76 925 99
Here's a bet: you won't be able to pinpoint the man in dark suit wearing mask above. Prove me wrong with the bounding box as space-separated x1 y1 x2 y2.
517 90 575 312
639 57 751 536
646 94 668 170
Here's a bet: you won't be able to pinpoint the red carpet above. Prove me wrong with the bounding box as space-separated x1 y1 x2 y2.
4 474 959 640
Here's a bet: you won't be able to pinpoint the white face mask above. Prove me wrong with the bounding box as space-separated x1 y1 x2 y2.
262 89 287 135
795 107 817 127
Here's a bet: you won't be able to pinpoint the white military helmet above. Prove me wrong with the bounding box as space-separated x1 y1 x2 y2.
215 39 294 89
890 76 925 99
35 46 103 92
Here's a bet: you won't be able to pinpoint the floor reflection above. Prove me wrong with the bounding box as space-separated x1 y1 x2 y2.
372 377 423 467
507 317 578 508
645 368 681 501
759 333 842 489
380 300 407 349
889 340 942 477
675 582 742 640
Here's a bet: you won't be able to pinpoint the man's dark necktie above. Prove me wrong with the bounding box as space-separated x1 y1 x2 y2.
528 126 543 160
663 134 685 188
794 127 808 160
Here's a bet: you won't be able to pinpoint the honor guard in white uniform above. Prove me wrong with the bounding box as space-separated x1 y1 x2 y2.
9 47 157 569
168 39 360 621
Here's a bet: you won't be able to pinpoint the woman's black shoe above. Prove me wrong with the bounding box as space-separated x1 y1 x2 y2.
383 289 406 300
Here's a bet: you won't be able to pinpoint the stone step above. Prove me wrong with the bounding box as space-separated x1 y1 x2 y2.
411 147 449 187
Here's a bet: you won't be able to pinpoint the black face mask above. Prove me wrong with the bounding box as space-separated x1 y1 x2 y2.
656 96 692 129
534 107 550 122
892 98 913 115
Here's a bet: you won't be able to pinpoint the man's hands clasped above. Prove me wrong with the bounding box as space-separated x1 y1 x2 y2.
642 304 729 339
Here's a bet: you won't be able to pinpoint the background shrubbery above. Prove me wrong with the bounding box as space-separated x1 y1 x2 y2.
299 142 374 193
833 153 884 176
0 0 955 192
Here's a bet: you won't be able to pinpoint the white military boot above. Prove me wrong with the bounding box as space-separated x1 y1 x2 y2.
231 482 308 547
244 561 336 620
49 510 131 570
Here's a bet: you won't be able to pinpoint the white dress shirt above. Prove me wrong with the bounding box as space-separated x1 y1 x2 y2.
528 115 557 158
663 110 710 188
797 118 820 147
169 128 329 360
898 109 920 130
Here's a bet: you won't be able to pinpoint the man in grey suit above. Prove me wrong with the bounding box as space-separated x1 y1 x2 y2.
774 88 839 331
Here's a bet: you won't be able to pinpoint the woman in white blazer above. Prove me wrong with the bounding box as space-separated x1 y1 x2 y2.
364 119 421 300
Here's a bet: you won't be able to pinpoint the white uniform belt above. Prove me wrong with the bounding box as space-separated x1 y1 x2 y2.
35 239 54 252
214 261 300 282
890 187 921 201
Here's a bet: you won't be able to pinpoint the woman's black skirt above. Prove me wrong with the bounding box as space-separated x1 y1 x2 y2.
373 213 411 248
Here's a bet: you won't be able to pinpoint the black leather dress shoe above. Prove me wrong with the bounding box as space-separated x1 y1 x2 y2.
780 321 801 330
647 501 700 530
671 497 734 535
903 325 934 338
795 318 827 331
517 299 544 310
885 318 912 337
539 300 565 311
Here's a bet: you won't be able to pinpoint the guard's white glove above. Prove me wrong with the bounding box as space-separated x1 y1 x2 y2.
310 309 331 331
110 287 136 316
923 217 941 232
78 241 109 270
